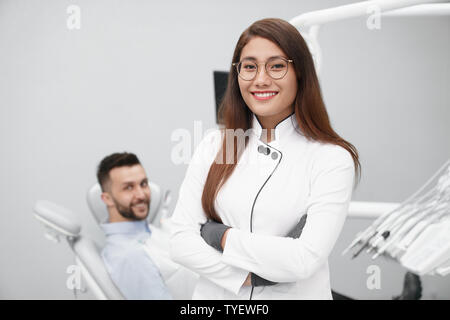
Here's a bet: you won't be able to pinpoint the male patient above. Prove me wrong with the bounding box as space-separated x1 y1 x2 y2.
97 152 172 300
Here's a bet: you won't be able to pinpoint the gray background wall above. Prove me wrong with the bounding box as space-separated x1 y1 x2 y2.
0 0 448 299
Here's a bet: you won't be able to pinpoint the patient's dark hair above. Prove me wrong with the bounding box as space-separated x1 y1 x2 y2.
97 152 141 191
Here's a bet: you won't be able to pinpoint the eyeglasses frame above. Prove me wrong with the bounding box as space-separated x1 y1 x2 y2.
232 56 293 81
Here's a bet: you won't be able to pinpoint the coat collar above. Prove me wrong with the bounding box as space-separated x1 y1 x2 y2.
100 220 151 236
251 112 298 144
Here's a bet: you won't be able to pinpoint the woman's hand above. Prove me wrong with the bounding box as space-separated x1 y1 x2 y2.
243 273 252 286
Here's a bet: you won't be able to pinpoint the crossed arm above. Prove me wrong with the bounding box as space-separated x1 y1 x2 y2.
200 215 308 287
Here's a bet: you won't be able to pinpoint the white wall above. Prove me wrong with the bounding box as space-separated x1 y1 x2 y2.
0 0 448 299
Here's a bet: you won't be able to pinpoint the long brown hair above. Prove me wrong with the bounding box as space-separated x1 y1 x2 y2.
202 18 361 222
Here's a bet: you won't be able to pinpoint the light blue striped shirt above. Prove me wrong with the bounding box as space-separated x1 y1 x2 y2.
100 220 172 300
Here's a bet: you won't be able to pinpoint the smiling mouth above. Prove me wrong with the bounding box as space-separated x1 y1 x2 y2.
133 202 148 210
252 91 278 101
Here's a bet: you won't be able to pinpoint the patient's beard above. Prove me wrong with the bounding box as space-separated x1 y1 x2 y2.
113 198 150 221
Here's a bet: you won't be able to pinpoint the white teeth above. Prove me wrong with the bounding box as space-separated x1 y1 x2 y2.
254 92 277 98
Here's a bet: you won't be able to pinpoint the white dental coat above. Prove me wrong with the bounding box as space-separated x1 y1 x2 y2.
169 113 355 300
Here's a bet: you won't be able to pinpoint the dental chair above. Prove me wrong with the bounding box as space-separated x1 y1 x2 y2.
33 199 124 299
33 182 198 300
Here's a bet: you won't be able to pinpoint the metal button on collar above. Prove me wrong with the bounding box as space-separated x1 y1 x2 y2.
257 145 271 156
271 152 278 160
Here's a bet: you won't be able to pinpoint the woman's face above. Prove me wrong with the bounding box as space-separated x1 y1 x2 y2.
238 36 298 128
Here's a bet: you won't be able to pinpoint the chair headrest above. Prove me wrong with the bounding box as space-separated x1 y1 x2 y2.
33 200 81 237
86 182 163 225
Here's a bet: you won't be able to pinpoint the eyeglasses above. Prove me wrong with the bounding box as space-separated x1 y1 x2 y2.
232 56 293 81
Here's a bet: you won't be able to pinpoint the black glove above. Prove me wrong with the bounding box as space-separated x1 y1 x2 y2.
251 214 308 287
200 220 231 252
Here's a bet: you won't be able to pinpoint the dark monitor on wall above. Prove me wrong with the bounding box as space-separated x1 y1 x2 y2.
213 71 229 124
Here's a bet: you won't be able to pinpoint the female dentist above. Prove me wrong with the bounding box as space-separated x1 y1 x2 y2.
169 18 361 300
